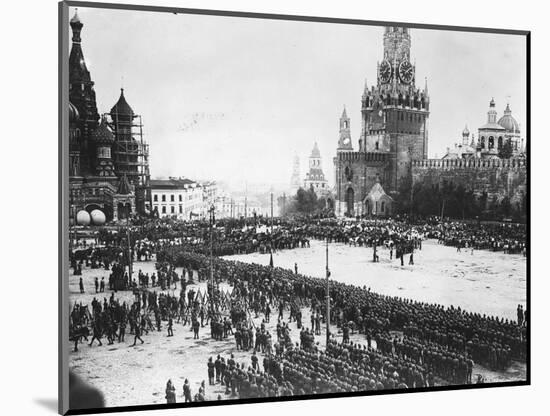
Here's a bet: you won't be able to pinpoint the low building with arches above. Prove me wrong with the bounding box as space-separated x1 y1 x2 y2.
364 178 393 217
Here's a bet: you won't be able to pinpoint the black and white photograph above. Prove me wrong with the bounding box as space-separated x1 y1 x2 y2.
60 1 529 413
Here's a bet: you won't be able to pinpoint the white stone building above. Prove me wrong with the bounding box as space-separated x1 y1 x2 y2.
150 178 204 220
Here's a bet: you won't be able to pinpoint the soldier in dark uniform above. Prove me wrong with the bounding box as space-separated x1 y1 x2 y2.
167 316 173 337
131 322 144 346
215 355 222 383
342 323 350 344
88 321 102 347
235 327 242 349
79 277 84 294
296 309 302 329
183 379 192 402
251 350 259 371
95 277 99 293
193 319 200 339
265 303 271 323
100 277 105 292
118 317 126 343
207 357 215 385
165 379 176 404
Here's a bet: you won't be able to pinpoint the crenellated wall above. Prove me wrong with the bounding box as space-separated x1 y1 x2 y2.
411 158 527 204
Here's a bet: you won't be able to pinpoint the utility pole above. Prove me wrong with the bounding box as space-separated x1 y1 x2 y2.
127 214 133 281
325 237 330 345
373 202 378 262
270 191 274 234
209 204 215 312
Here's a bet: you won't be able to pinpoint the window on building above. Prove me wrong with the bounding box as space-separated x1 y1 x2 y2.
153 194 158 202
171 206 175 214
161 206 166 214
161 195 166 202
480 136 486 149
375 142 379 150
179 195 182 202
488 136 494 149
381 201 385 212
179 205 183 214
498 137 503 149
171 194 175 202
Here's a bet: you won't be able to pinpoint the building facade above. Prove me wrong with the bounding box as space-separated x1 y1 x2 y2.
150 178 204 220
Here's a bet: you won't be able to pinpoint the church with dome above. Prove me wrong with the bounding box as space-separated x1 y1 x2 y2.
443 99 524 160
68 10 151 222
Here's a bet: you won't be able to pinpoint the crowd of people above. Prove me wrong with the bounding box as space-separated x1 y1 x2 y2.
70 214 527 403
82 216 526 268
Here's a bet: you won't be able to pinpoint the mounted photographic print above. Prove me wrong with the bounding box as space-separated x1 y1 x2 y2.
59 1 530 414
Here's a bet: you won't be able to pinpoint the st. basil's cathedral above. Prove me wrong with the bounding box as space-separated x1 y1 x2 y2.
68 10 151 222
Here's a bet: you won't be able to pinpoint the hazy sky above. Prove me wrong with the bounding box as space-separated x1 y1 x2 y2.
69 7 527 189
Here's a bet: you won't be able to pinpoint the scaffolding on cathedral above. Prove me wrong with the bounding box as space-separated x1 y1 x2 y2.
104 88 151 212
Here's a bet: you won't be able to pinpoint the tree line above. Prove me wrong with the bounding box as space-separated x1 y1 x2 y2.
395 177 526 222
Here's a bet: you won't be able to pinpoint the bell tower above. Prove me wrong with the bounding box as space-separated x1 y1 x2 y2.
337 106 353 151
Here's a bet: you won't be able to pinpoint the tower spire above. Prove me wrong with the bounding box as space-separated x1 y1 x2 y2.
70 8 83 43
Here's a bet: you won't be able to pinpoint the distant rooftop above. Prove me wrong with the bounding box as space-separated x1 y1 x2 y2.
150 178 200 189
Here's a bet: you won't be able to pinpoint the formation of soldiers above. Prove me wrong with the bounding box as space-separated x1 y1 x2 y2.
157 249 527 373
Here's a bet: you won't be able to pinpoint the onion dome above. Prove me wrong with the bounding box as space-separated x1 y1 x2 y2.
310 142 321 158
69 101 80 122
110 88 134 117
70 9 81 25
498 103 520 133
91 117 114 144
462 125 469 136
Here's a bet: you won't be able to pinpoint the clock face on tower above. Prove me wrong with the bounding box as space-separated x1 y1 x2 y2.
343 137 351 145
398 60 413 84
379 60 392 83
